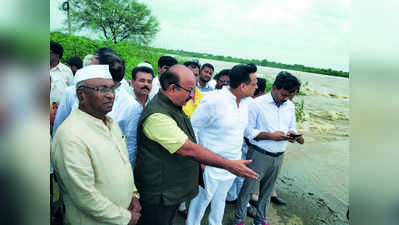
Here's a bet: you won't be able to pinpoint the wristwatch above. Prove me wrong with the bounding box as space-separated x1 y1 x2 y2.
133 191 140 199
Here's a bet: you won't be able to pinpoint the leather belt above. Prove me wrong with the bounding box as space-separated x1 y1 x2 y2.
252 145 284 157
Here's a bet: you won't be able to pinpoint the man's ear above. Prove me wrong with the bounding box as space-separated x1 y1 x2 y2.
76 89 85 102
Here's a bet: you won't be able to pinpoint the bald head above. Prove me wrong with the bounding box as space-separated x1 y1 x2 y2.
159 64 196 106
160 64 195 91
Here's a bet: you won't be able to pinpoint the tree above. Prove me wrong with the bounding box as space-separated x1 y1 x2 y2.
68 0 159 44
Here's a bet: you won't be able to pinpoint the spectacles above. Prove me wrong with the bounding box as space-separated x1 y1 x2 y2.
78 85 116 94
174 83 195 95
219 78 229 83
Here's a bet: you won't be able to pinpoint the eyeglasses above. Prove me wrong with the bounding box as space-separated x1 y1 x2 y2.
78 85 116 94
174 83 195 95
219 78 229 83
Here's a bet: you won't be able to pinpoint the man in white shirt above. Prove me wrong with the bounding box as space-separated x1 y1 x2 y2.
50 41 74 134
50 41 74 104
186 64 258 225
149 56 178 99
234 71 304 225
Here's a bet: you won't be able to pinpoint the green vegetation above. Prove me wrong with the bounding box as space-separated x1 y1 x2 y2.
155 48 348 78
68 0 159 44
51 32 162 79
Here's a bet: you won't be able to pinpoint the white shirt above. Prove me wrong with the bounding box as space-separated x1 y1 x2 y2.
245 93 297 153
120 78 133 96
52 86 142 166
148 76 160 99
50 62 74 103
191 87 251 180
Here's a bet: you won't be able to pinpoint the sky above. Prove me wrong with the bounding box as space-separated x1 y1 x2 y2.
50 0 349 72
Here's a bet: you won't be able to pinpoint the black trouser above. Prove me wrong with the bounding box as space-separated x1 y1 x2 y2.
137 199 179 225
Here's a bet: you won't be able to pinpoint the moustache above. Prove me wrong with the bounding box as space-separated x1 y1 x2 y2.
140 86 150 91
185 96 192 102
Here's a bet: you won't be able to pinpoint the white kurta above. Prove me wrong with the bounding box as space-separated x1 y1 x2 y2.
51 109 136 225
187 87 251 225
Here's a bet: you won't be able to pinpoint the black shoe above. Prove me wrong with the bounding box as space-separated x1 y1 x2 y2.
270 196 287 205
177 209 188 219
249 199 258 207
247 206 256 219
226 199 238 204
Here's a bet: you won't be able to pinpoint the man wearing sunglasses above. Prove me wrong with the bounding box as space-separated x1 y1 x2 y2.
51 65 141 225
134 64 258 225
214 69 231 90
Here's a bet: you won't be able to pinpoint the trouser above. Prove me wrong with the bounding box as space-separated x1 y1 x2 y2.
234 147 285 224
137 199 179 225
186 167 236 225
226 176 245 201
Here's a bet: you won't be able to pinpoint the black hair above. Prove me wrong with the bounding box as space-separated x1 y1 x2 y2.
95 47 116 56
159 69 180 91
96 48 124 82
272 71 301 93
229 63 257 89
214 69 230 80
66 56 83 69
200 63 214 72
158 56 178 68
50 41 64 59
131 66 155 80
183 60 200 69
254 78 266 96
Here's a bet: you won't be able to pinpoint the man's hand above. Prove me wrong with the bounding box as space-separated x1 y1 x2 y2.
200 164 205 171
127 211 141 225
287 130 304 144
226 160 259 179
270 131 291 141
128 196 141 212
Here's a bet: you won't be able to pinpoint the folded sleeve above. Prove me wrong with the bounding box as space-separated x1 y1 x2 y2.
244 103 263 141
143 113 188 154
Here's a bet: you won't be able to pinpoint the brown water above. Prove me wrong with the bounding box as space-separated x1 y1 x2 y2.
186 58 350 224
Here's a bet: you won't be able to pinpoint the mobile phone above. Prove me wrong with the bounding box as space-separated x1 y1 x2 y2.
289 133 302 138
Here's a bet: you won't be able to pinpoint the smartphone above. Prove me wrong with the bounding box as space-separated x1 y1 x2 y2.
289 133 302 138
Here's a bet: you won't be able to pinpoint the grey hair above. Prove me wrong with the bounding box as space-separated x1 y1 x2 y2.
83 54 97 67
75 80 86 89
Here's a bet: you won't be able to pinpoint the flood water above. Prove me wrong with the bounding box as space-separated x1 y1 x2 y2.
192 58 350 224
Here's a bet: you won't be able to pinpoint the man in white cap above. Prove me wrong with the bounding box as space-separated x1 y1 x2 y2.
51 65 142 225
52 51 142 167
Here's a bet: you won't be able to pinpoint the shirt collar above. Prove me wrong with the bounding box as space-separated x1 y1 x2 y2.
266 92 287 107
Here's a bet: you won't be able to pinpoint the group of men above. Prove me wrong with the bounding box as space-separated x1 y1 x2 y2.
50 40 304 225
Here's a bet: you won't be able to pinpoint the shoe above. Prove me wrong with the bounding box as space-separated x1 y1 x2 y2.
253 222 270 225
247 206 256 218
270 196 287 205
226 199 238 204
249 199 258 207
177 209 188 219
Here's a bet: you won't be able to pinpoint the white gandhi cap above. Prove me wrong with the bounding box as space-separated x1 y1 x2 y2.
74 65 113 85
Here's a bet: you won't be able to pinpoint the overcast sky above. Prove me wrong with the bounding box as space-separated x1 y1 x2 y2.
50 0 349 71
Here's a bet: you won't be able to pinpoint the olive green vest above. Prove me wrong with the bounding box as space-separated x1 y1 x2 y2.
134 91 199 205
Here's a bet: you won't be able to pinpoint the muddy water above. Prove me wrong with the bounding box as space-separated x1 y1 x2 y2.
191 58 350 224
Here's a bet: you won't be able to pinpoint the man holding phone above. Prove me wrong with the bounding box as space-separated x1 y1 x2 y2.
234 71 304 225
